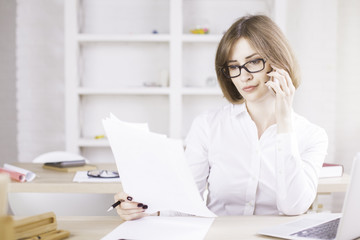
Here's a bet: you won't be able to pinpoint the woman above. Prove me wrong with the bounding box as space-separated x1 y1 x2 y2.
114 15 328 220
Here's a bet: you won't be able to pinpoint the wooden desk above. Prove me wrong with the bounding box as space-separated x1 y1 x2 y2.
55 215 303 240
8 163 122 193
8 163 350 194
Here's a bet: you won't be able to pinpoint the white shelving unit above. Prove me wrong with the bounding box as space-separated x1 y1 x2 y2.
65 0 286 162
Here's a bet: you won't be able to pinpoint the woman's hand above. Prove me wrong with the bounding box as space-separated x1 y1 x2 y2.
265 65 295 133
114 192 149 221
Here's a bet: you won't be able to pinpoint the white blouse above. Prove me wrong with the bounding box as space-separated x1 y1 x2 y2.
184 103 328 216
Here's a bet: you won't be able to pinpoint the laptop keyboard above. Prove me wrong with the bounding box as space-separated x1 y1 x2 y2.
290 218 340 240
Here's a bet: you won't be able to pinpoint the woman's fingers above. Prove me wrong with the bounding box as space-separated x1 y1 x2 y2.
116 204 145 215
265 80 284 96
270 66 295 91
116 202 148 221
113 192 149 221
117 209 147 221
121 201 148 210
114 192 133 202
267 71 289 95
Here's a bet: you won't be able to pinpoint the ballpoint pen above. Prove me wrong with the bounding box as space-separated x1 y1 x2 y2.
107 199 148 212
107 200 121 212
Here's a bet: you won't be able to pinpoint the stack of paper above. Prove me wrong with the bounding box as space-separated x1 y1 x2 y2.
102 113 215 217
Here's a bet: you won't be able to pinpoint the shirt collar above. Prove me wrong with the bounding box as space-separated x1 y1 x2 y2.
231 103 247 116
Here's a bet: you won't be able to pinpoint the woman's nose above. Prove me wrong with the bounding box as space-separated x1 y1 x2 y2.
239 69 253 82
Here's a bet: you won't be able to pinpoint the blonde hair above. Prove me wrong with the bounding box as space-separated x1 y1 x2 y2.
215 15 300 103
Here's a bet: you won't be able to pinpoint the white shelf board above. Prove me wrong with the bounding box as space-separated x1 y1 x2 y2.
182 34 223 43
77 87 171 95
181 87 223 95
78 138 110 147
77 34 171 43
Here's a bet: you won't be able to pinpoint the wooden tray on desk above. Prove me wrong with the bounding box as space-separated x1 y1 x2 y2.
0 212 70 240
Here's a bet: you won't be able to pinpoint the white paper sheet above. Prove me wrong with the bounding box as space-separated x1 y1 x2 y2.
103 114 216 217
72 171 121 183
101 216 214 240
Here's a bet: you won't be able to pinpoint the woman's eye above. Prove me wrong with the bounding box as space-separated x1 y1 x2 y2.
249 59 261 65
228 65 239 70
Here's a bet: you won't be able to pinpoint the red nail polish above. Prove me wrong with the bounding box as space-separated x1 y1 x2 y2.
127 196 133 201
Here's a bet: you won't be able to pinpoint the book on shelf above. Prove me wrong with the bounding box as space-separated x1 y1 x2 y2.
319 163 344 178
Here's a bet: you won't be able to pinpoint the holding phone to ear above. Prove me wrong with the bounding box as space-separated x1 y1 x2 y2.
266 68 278 96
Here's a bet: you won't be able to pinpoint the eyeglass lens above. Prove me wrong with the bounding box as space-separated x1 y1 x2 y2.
225 59 265 78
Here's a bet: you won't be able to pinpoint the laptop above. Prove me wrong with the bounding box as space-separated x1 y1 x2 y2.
258 154 360 240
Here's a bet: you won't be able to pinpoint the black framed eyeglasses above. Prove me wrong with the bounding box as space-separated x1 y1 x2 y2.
221 58 266 79
87 170 119 178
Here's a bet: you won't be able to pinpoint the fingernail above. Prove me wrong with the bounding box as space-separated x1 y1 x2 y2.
127 196 133 201
142 205 148 209
137 203 144 208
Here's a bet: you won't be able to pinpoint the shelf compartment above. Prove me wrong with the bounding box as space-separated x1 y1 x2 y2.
182 42 218 88
80 0 170 35
182 0 273 35
79 42 169 88
79 95 170 139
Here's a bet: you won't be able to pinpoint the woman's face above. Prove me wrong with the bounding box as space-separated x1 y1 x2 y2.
227 37 273 103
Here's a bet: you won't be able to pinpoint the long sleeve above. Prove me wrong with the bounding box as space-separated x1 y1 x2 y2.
275 127 328 215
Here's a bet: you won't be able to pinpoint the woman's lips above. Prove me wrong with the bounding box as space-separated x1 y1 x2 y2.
242 85 258 92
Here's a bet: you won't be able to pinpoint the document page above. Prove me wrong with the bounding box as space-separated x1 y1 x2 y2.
101 216 214 240
102 114 216 217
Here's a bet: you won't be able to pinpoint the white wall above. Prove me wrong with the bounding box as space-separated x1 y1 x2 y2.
287 0 338 164
0 0 17 165
287 0 360 173
336 0 360 172
16 0 65 162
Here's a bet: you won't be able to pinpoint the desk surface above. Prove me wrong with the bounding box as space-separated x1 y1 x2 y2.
55 215 302 240
9 163 350 194
8 163 122 193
